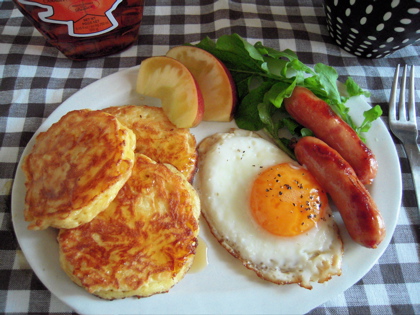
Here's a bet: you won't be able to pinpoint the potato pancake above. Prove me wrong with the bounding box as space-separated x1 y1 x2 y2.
22 109 136 230
58 154 200 300
102 105 197 182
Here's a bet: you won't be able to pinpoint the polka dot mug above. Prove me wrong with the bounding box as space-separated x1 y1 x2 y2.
324 0 420 58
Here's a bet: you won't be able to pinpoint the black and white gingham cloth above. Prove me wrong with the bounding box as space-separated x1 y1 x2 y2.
1 0 419 314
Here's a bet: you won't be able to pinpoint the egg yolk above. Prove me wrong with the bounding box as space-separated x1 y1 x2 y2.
250 163 328 237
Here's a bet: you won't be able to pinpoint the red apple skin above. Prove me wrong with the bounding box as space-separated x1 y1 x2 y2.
218 60 238 119
166 45 237 122
191 76 205 127
136 56 204 129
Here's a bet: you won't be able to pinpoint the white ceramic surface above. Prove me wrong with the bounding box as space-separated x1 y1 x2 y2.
12 66 402 315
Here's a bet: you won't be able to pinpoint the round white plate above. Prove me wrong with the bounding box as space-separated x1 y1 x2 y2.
12 66 402 315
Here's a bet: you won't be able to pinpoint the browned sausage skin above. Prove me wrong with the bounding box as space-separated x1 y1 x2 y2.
294 136 385 249
284 86 378 185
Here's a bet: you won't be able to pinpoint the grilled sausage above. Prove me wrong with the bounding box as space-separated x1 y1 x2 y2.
294 136 385 249
284 86 378 185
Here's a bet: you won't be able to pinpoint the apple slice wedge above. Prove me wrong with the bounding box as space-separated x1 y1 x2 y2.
166 45 237 122
136 56 204 128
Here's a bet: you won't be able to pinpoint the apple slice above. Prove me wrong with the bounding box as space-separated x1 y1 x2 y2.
136 56 204 128
166 45 237 122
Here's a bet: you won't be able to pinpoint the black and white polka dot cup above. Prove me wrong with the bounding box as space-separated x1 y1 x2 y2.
324 0 420 58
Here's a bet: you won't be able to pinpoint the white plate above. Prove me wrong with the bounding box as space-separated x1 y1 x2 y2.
12 66 402 315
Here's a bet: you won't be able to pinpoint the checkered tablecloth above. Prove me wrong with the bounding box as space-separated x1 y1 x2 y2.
1 0 419 314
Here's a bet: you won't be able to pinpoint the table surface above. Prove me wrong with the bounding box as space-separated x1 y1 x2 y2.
1 0 419 314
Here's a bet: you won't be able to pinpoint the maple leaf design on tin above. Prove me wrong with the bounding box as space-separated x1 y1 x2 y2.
20 0 123 36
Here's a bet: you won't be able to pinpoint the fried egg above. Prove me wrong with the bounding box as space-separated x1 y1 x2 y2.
195 129 343 289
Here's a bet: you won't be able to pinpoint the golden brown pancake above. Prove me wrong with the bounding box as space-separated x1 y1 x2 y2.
102 105 197 182
22 109 136 230
58 154 200 300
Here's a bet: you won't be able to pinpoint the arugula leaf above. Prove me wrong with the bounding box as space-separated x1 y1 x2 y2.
282 117 300 135
356 105 383 134
313 63 341 103
264 80 296 108
192 34 380 158
346 77 371 97
235 80 273 131
311 63 356 129
300 128 314 137
257 102 295 158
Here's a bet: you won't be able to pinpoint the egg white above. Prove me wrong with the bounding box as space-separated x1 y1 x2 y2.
195 130 343 289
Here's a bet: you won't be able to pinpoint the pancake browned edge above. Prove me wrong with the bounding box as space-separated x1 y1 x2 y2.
58 154 200 300
103 105 197 182
22 109 136 230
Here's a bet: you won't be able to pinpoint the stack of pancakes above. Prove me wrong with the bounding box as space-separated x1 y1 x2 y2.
22 105 200 300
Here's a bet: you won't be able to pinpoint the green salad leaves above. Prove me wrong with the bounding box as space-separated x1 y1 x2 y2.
192 34 382 158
